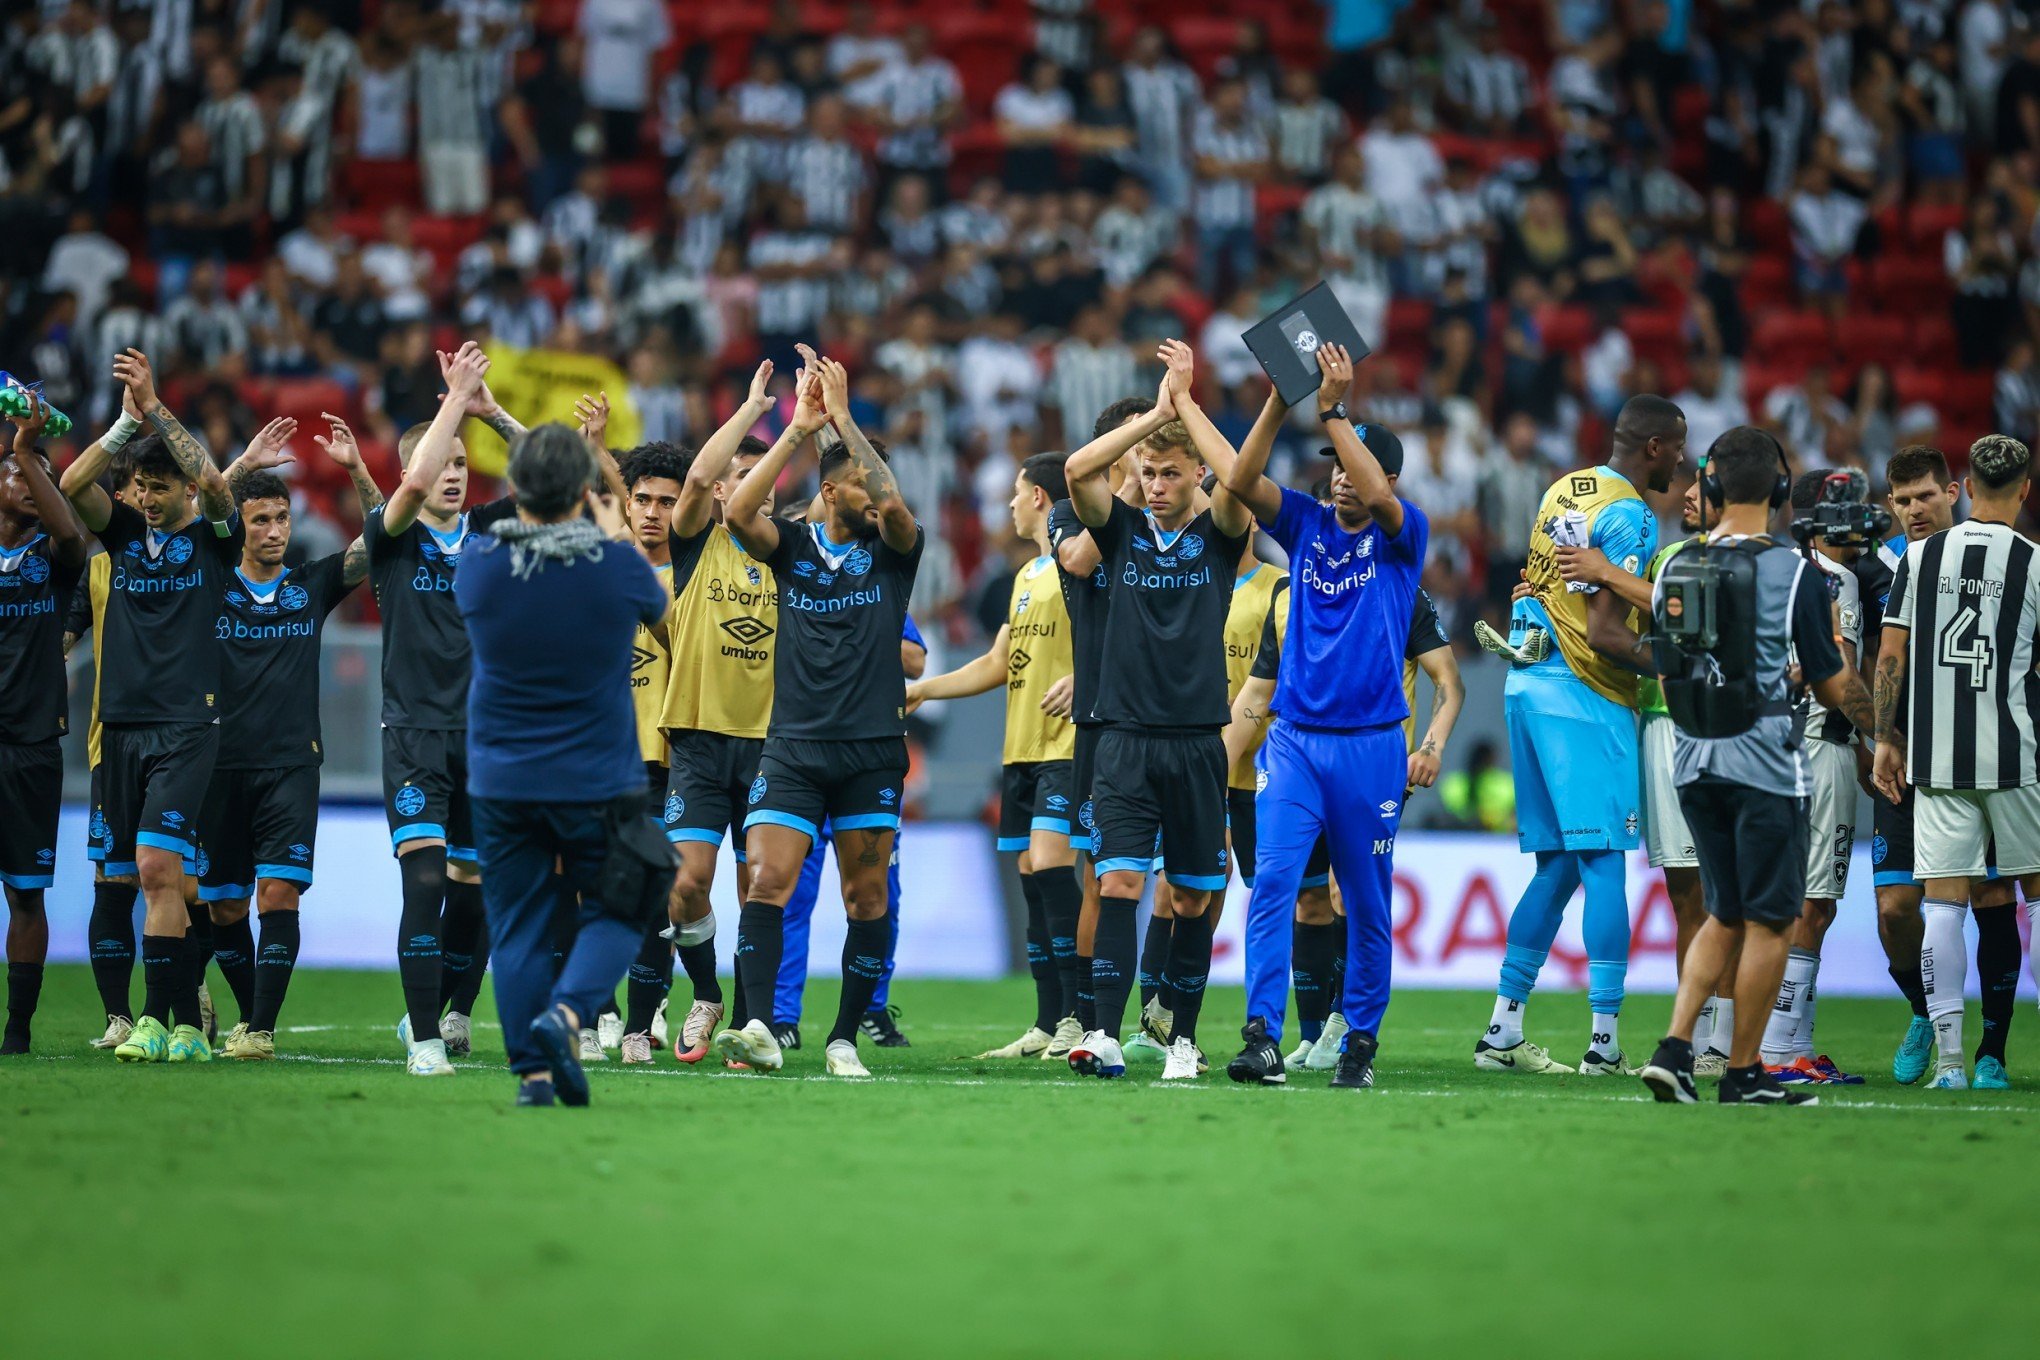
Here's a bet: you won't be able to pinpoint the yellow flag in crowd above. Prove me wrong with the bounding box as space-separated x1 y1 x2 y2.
469 345 641 476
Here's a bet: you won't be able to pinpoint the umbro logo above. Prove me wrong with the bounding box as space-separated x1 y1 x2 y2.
719 616 775 646
288 843 310 859
161 811 185 827
630 646 657 672
1378 800 1397 815
1010 647 1032 672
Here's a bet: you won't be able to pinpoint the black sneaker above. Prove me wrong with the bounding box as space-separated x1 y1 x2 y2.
1638 1038 1698 1104
770 1022 802 1051
516 1078 556 1107
1329 1031 1377 1089
1225 1018 1287 1085
528 1004 590 1106
860 1005 911 1047
1720 1063 1818 1106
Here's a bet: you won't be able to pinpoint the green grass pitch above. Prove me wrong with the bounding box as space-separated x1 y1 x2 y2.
4 967 2034 1358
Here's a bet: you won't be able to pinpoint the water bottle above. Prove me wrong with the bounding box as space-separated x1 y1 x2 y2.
0 373 75 437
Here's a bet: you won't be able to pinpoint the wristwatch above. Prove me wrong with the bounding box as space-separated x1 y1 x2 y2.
1318 401 1348 423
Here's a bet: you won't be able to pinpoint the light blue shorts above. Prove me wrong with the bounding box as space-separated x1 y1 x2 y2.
1505 669 1641 854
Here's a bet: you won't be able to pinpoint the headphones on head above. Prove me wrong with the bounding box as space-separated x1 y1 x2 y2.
1699 428 1791 510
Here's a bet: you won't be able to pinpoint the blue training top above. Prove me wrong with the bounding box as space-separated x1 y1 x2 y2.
1266 486 1429 731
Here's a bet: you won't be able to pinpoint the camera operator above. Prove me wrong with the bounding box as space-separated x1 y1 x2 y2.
1637 428 1877 1106
455 425 674 1109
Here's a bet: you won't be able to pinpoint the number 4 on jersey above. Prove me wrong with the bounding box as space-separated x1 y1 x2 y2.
1938 604 1994 690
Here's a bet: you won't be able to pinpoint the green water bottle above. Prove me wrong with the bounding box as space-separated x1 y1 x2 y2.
0 374 74 437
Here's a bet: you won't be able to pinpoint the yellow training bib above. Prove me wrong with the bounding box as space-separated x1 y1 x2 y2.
1003 556 1075 764
1522 467 1647 708
660 527 778 740
1226 566 1286 789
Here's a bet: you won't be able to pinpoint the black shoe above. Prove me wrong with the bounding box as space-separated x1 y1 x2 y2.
1638 1038 1698 1104
1225 1017 1287 1085
516 1078 556 1107
1330 1031 1377 1089
1720 1063 1818 1106
529 1004 591 1106
0 1026 29 1056
770 1022 802 1051
860 1005 911 1047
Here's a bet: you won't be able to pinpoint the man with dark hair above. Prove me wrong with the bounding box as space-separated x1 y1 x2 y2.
365 343 518 1075
907 451 1079 1058
1641 427 1877 1105
0 396 90 1054
713 354 923 1078
657 363 780 1062
1873 434 2040 1090
1471 393 1685 1076
1062 339 1251 1082
196 434 371 1060
58 351 244 1065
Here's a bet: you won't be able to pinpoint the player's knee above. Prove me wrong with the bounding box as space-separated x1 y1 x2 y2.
447 861 480 886
744 860 797 904
210 899 251 927
1295 886 1334 925
672 859 713 911
136 848 183 896
3 886 44 917
1802 897 1837 935
1099 870 1144 899
842 877 888 922
1876 889 1921 931
256 881 300 916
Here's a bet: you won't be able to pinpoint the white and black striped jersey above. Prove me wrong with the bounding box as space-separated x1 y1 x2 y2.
196 91 266 199
1799 549 1863 745
1887 521 2040 790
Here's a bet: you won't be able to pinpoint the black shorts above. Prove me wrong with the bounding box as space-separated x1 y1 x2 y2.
0 739 62 889
198 765 321 901
665 730 766 860
382 726 474 863
100 721 219 876
1228 784 1330 890
1678 778 1807 929
1092 727 1228 890
1072 723 1103 852
999 760 1077 851
746 736 907 846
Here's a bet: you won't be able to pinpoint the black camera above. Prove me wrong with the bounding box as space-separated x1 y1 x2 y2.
1789 469 1891 549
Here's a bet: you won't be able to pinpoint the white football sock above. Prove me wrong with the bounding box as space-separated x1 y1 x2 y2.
1694 997 1718 1047
1589 1012 1619 1058
1762 949 1818 1064
1921 898 1968 1066
1796 959 1821 1060
1704 997 1734 1055
1487 996 1525 1047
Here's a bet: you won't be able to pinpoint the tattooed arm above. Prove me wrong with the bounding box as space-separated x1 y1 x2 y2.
440 344 527 446
114 348 232 521
1408 646 1466 791
1869 628 1909 804
1223 675 1278 773
313 412 385 521
816 357 918 554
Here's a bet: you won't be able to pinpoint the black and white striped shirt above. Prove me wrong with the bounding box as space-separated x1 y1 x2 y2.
788 135 867 233
1191 108 1267 228
874 58 961 168
1124 60 1197 164
1272 98 1347 180
749 229 833 333
196 92 266 200
415 46 490 148
1888 521 2040 790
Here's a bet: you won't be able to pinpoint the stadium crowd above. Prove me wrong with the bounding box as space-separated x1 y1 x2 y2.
9 0 2040 650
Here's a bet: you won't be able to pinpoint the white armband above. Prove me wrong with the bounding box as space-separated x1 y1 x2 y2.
98 411 142 452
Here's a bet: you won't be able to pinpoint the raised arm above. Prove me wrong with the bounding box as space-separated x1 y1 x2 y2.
817 357 917 554
725 367 827 558
58 395 120 531
313 411 385 520
440 344 527 447
9 395 89 569
1065 377 1171 527
1159 338 1250 537
1316 345 1402 536
676 360 773 538
222 416 299 487
386 342 489 534
905 625 1009 711
116 349 232 521
572 390 628 503
1222 386 1289 525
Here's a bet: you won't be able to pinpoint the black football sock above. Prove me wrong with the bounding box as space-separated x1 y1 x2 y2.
1976 906 2020 1064
829 916 891 1045
1293 920 1340 1041
172 930 205 1029
624 927 673 1034
736 902 783 1030
677 928 722 1004
438 877 487 1013
1138 913 1171 1010
1890 961 1929 1019
397 847 447 1043
1019 873 1058 1034
250 909 300 1032
4 962 42 1050
1035 865 1082 1020
211 914 255 1022
88 881 138 1020
140 934 180 1024
1091 895 1139 1041
1164 908 1215 1045
1076 954 1097 1029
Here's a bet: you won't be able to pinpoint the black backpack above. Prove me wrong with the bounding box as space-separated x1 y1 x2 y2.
1650 537 1767 739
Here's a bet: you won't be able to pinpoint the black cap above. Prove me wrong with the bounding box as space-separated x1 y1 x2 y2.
1319 423 1403 477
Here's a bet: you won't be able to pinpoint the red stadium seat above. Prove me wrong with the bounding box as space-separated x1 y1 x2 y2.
1168 17 1241 80
1535 305 1594 355
340 158 421 213
1744 199 1791 255
1870 256 1950 312
1621 307 1685 368
1891 365 1947 409
1750 309 1833 366
1835 313 1908 369
1905 202 1965 250
1943 370 1996 423
1739 361 1804 407
1738 255 1792 316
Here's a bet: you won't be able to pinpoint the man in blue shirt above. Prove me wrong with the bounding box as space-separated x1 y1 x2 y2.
455 420 670 1107
1219 346 1428 1090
